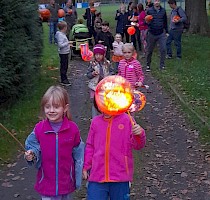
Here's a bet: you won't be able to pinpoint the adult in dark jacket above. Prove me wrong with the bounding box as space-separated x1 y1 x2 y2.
146 0 168 71
115 4 130 43
46 0 60 44
83 2 96 46
64 0 78 40
95 21 114 60
166 0 187 59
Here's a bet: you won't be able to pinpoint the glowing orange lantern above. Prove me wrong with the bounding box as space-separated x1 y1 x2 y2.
58 9 65 18
129 90 146 113
95 76 134 115
127 26 136 35
145 15 153 23
173 15 180 21
90 7 96 13
68 9 73 14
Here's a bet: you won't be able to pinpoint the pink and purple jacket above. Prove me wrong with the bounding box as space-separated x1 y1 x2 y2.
25 117 81 196
138 11 148 31
118 57 144 88
83 113 146 182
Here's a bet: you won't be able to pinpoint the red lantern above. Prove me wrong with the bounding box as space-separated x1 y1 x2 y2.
145 15 153 23
129 90 146 113
127 26 136 35
39 9 50 22
95 76 133 116
58 9 65 18
173 15 180 22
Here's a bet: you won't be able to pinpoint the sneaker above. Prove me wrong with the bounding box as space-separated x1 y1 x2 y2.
61 79 71 86
166 55 172 59
146 66 151 72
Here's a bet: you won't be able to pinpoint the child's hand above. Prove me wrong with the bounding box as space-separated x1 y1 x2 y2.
25 150 35 161
82 170 89 180
92 71 99 76
132 124 143 136
135 81 143 87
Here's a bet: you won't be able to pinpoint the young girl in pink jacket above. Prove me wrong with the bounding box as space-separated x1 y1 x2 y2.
83 98 146 200
118 43 144 89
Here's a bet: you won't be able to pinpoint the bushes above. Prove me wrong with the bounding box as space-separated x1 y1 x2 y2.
0 0 43 104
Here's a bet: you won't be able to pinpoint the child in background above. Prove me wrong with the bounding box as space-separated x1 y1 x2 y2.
118 43 144 89
95 21 114 60
112 33 124 74
94 11 103 35
83 98 146 199
86 44 113 118
25 85 84 200
137 3 148 58
55 21 71 86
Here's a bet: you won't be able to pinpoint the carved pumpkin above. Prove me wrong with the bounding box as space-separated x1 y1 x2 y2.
127 26 136 35
95 76 133 115
145 15 153 23
58 9 65 18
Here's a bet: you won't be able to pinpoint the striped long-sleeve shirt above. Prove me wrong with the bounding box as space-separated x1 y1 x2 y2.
118 57 144 88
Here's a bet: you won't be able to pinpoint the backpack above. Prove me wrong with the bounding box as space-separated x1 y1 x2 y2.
177 7 190 30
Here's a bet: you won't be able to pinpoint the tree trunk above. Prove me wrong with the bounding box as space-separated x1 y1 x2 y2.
185 0 210 36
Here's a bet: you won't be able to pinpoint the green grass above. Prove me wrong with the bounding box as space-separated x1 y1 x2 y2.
149 34 210 143
0 5 209 162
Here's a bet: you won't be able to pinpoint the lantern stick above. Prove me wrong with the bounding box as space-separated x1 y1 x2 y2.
0 123 25 151
127 111 135 125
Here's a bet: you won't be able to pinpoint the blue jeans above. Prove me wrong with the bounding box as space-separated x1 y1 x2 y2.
146 32 166 69
87 182 130 200
49 21 58 44
166 29 182 58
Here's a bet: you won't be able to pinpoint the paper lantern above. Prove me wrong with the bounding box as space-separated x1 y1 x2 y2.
95 75 134 115
90 7 96 13
80 43 93 61
145 15 153 23
68 9 73 14
58 9 65 18
129 90 146 113
82 50 93 61
39 9 50 22
127 26 136 35
173 15 180 21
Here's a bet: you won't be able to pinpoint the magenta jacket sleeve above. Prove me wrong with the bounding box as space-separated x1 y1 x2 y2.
83 124 94 171
131 129 146 150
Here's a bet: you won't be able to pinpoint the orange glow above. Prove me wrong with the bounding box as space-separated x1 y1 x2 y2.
95 76 133 115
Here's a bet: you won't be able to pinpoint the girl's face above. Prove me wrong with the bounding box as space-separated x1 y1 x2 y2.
95 53 104 62
102 25 109 32
123 49 133 60
115 35 122 43
44 96 68 123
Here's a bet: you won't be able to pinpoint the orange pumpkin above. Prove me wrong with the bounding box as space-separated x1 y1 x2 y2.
90 7 96 13
58 9 65 18
173 15 180 21
127 26 136 35
145 15 153 23
39 9 50 22
95 76 133 115
68 9 73 14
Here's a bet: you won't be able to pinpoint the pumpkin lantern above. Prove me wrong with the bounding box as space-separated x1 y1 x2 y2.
173 15 180 22
95 76 134 116
145 15 153 23
90 7 96 13
127 26 136 35
58 9 65 18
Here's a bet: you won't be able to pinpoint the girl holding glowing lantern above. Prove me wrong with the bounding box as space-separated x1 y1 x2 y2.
86 44 113 118
83 75 146 200
118 43 144 89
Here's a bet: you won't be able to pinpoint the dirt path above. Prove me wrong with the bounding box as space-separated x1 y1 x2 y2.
0 59 210 200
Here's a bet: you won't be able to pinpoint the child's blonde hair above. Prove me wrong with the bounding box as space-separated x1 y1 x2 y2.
114 33 122 40
57 21 67 30
40 85 72 120
122 43 135 52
